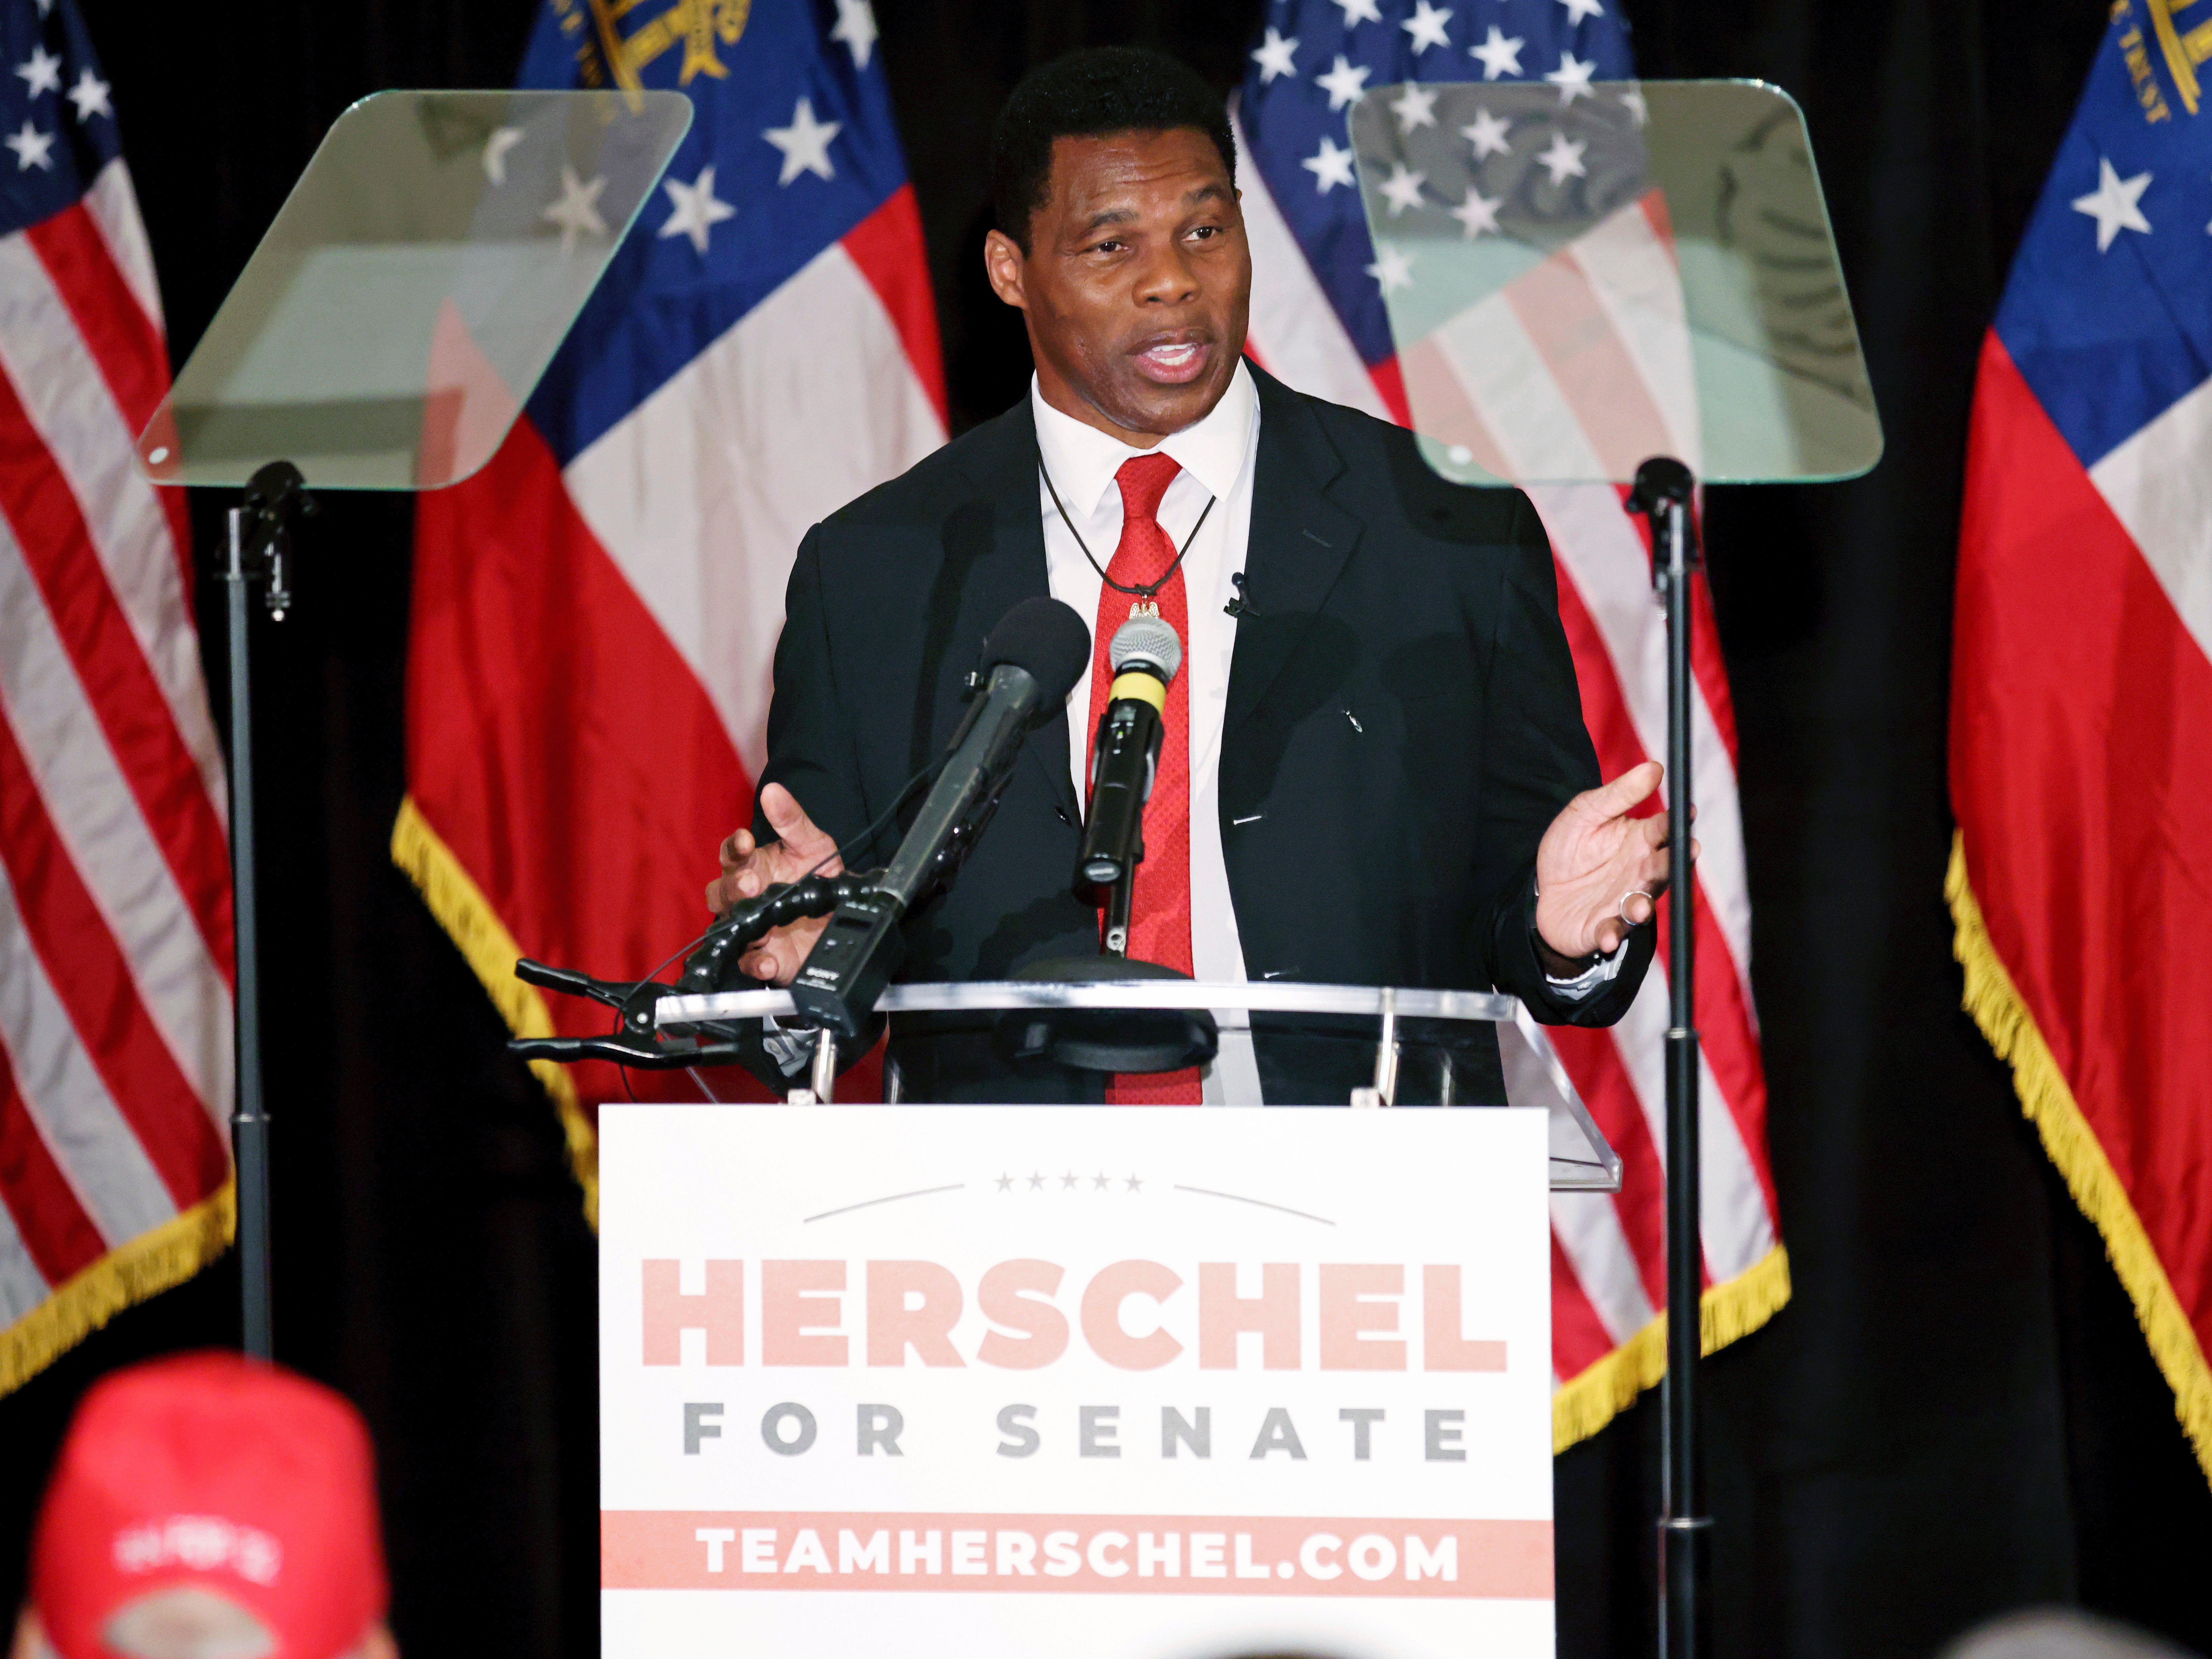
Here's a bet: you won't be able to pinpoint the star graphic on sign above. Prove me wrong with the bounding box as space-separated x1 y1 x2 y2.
1462 106 1511 159
830 0 878 68
15 44 60 98
1125 1173 1144 1192
996 1172 1014 1192
1536 130 1588 185
2070 156 2151 252
1402 0 1453 52
1450 185 1502 238
1558 0 1606 23
541 164 607 252
659 163 736 254
1315 54 1371 112
765 96 840 185
1250 26 1299 83
1302 133 1357 194
1061 1171 1080 1189
1391 83 1438 133
1470 26 1525 80
482 126 523 185
1094 1172 1112 1190
1366 240 1415 293
5 121 54 172
65 66 110 122
1546 52 1597 104
1378 161 1427 216
1620 86 1648 126
1028 1171 1047 1191
1332 0 1384 25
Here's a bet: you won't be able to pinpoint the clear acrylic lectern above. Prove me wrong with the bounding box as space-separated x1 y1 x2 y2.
653 981 1623 1195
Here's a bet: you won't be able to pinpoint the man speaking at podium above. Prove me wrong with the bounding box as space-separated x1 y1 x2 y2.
706 47 1679 1106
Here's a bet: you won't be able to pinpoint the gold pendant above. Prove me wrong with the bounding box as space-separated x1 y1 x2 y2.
1128 598 1160 620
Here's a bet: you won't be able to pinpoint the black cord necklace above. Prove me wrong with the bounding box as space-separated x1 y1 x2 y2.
1039 459 1218 601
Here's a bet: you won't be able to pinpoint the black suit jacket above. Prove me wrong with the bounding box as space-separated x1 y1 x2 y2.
755 363 1653 1103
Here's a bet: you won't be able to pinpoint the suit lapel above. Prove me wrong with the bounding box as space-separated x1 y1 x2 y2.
1224 364 1365 742
933 400 1079 827
925 369 1358 826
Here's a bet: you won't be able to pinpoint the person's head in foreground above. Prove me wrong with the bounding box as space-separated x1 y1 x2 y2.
12 1351 394 1659
1941 1609 2200 1659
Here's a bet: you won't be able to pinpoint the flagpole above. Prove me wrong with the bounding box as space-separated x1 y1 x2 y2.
1629 456 1709 1659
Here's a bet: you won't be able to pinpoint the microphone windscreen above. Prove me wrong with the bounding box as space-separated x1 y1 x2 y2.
982 596 1090 706
1109 613 1182 684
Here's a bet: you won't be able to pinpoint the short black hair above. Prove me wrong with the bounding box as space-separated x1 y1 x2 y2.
989 46 1236 255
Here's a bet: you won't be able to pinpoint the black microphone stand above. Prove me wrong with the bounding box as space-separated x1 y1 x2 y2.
1627 456 1709 1659
1101 861 1135 958
1003 735 1216 1073
219 460 315 1361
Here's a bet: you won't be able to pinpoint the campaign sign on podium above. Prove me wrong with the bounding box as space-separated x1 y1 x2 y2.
599 1106 1554 1659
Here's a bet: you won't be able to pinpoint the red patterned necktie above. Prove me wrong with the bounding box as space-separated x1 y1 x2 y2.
1085 451 1200 1105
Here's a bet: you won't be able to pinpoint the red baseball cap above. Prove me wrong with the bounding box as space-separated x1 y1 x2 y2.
28 1351 388 1659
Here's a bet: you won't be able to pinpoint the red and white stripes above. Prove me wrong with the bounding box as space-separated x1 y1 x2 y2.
0 159 231 1374
1241 167 1783 1432
561 187 948 781
401 185 949 1154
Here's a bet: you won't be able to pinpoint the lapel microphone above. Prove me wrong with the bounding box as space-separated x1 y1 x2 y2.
1224 572 1257 618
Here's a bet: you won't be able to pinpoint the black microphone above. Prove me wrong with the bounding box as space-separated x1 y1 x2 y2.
788 595 1090 1037
1075 611 1182 895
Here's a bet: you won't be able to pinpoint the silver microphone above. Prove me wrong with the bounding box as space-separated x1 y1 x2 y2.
1075 612 1184 893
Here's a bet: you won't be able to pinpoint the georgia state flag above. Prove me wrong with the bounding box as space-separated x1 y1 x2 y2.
1949 0 2212 1470
398 0 946 1197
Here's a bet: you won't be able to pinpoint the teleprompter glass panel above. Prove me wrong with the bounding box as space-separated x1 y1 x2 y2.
137 89 690 491
1350 79 1881 486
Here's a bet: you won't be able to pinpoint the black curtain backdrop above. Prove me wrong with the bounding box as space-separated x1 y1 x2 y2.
2 4 2206 1657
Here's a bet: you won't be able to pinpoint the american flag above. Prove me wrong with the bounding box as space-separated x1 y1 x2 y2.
398 0 943 1216
1236 0 1786 1448
0 0 234 1393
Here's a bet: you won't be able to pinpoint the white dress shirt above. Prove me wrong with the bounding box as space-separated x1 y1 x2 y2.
1028 363 1616 1105
1032 362 1266 1104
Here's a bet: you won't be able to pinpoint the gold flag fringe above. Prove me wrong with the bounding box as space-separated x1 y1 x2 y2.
391 796 600 1229
1 1181 236 1399
1947 832 2212 1483
1551 1242 1791 1453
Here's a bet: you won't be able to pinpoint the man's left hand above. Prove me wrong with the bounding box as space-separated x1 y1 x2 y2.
1533 760 1696 961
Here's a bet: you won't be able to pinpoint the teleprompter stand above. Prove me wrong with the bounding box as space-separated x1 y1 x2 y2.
1628 458 1709 1658
220 463 314 1359
136 89 692 1359
1347 75 1885 1658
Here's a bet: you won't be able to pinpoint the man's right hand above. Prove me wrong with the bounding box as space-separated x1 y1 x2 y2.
705 782 841 985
